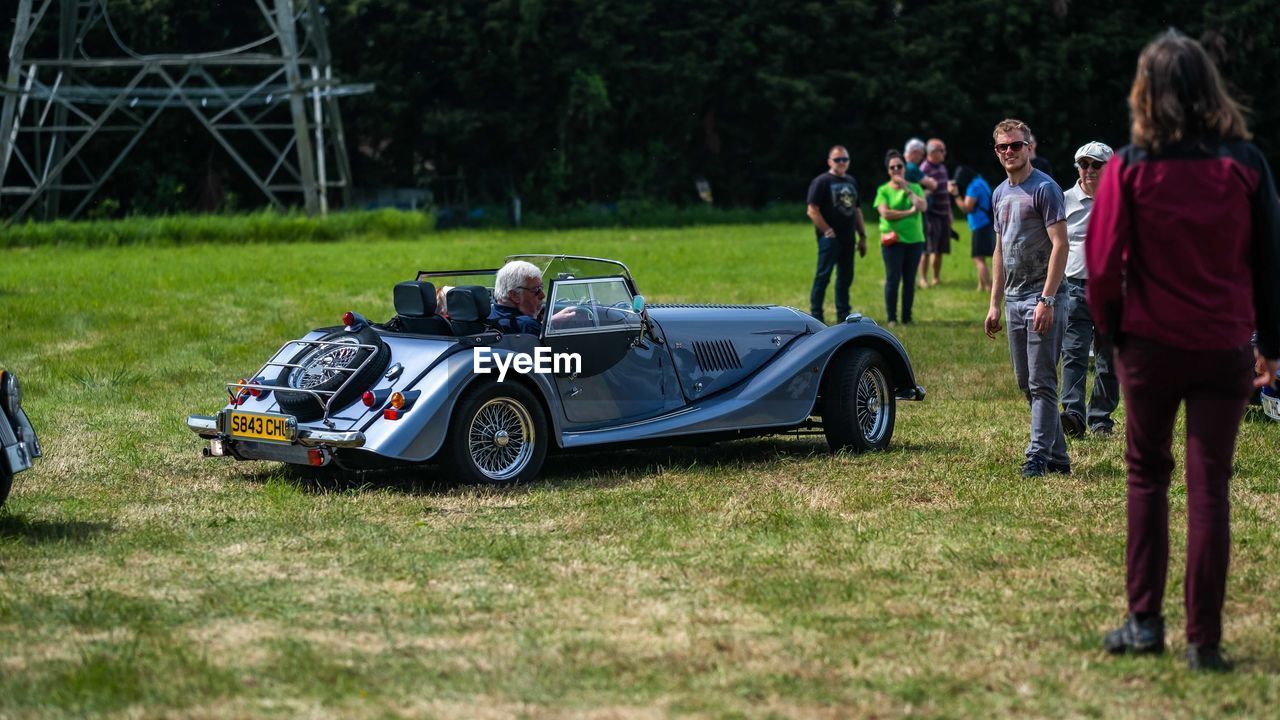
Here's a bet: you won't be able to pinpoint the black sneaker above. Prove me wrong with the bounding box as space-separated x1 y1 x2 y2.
1061 411 1086 438
1021 456 1047 478
1048 460 1072 475
1186 644 1232 672
1091 424 1114 437
1103 614 1166 655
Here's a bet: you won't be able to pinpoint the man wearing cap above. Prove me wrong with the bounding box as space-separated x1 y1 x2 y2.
806 145 868 323
1059 141 1120 438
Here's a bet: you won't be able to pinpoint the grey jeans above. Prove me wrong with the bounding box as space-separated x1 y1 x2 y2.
1060 278 1119 430
1006 292 1069 464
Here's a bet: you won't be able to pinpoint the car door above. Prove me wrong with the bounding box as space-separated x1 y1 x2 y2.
542 277 681 425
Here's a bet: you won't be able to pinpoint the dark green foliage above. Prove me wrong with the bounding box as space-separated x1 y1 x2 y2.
4 0 1277 215
0 209 433 248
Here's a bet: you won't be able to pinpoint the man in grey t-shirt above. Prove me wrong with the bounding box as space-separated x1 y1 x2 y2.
983 119 1071 478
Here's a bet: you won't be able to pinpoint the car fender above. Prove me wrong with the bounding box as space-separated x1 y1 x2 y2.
357 336 567 462
817 321 924 401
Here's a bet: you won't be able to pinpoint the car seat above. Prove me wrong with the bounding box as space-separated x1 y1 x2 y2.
392 281 454 335
445 285 493 335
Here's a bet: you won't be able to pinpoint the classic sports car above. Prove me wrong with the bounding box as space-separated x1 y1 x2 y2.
187 255 924 484
1 368 42 507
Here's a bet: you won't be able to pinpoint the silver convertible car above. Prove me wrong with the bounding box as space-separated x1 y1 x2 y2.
187 255 924 484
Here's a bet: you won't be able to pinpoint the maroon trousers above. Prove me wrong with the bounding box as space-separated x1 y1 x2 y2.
1114 336 1254 645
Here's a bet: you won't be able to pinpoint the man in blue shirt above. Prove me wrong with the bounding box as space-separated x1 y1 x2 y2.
488 260 546 334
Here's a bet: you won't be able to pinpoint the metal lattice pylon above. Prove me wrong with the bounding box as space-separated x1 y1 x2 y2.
0 0 371 222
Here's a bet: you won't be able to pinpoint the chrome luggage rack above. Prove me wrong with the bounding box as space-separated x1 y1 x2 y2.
226 337 382 425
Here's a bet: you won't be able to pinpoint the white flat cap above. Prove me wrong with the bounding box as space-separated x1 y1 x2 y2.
1074 141 1114 162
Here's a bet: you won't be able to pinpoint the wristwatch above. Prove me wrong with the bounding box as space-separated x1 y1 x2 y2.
1037 295 1056 307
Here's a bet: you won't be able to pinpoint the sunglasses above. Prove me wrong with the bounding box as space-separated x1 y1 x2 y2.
831 157 850 163
517 285 545 297
888 164 905 170
994 141 1028 153
1077 159 1107 170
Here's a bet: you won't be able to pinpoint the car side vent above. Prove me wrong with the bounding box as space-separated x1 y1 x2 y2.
692 340 743 372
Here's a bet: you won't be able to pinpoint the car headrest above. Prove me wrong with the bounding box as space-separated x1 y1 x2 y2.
393 281 437 317
446 285 492 322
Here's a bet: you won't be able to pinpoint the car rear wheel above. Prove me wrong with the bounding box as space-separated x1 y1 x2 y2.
446 382 548 485
822 347 896 453
274 326 390 422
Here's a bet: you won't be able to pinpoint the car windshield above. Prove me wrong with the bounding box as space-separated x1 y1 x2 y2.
506 254 637 293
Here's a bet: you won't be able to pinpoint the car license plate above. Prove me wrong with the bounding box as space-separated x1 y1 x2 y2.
226 411 295 443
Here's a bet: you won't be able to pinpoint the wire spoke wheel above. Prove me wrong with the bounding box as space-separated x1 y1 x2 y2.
855 365 890 444
822 347 896 453
273 327 390 423
289 338 361 389
466 397 535 481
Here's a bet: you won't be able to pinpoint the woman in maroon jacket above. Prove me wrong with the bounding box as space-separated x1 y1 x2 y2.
1086 31 1280 671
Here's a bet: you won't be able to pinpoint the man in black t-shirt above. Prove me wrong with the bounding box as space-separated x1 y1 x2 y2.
806 145 867 323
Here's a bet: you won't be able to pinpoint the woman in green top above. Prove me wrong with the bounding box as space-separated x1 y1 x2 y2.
874 150 928 326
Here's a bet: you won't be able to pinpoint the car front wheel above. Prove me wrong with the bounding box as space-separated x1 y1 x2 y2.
822 347 896 453
446 381 548 485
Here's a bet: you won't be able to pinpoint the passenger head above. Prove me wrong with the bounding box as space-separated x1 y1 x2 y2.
952 165 976 193
494 260 545 316
904 138 926 164
435 284 454 318
1128 29 1249 153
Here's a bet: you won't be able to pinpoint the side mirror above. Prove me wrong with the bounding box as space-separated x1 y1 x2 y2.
631 295 645 314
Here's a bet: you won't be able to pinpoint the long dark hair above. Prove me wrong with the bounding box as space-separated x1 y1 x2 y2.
1129 29 1250 152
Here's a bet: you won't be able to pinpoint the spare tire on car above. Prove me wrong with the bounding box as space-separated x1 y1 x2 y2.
274 326 390 421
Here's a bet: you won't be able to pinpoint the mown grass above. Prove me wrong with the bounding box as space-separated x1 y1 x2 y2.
2 224 1279 718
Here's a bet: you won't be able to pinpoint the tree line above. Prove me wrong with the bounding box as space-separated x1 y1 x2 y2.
5 0 1278 218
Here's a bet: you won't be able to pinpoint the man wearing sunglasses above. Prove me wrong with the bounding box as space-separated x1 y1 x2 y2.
806 145 868 324
489 260 548 334
984 119 1071 478
1060 141 1119 440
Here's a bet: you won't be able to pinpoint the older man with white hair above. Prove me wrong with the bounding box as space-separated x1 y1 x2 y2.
1059 140 1119 437
488 260 546 334
903 138 938 193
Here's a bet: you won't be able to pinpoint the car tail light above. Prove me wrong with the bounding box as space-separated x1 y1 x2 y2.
383 407 400 420
362 391 376 407
307 449 326 466
343 311 355 327
389 391 405 409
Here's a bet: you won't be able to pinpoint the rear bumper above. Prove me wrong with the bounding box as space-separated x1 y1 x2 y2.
186 414 366 448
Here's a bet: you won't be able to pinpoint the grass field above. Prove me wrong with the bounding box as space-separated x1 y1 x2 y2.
2 223 1279 718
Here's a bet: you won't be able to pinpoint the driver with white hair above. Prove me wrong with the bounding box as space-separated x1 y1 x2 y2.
488 260 546 334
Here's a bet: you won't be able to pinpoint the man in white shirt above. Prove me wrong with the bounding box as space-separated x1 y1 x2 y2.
1060 141 1119 437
